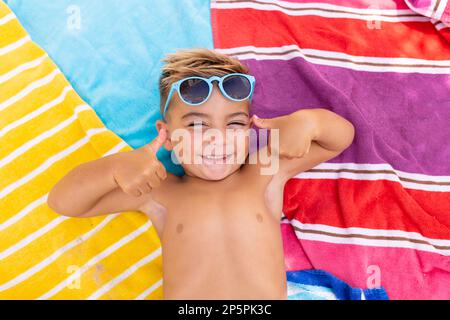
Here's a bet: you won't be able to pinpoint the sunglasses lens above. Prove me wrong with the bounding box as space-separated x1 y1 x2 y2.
223 75 252 100
179 78 210 104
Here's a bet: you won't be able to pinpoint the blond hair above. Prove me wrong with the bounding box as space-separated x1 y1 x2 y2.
159 48 250 116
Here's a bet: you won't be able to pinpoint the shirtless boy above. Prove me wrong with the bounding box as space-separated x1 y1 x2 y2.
48 48 355 300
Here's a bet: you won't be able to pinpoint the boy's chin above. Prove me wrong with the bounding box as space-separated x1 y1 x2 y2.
194 164 239 181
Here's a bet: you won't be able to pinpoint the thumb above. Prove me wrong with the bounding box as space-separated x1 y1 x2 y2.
149 128 168 154
252 114 273 129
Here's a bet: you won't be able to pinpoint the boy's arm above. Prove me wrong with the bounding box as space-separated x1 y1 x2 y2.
47 130 168 218
252 108 355 182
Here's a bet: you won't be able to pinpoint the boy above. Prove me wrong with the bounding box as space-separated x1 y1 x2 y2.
48 48 354 299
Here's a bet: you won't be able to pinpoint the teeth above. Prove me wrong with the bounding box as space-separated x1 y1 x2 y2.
202 154 231 160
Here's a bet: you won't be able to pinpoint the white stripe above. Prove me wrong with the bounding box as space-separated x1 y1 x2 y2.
103 141 129 156
211 0 404 12
135 279 164 300
38 220 153 300
435 0 448 20
292 162 450 192
0 69 61 112
0 139 126 232
0 214 117 292
0 127 107 199
0 139 128 290
302 47 450 67
294 230 450 255
296 171 450 192
424 0 438 17
290 219 450 247
220 44 450 65
267 53 450 73
309 163 450 183
0 86 73 137
0 13 15 26
0 195 47 232
212 0 422 16
87 247 162 300
211 0 428 22
0 105 90 169
0 35 30 56
0 217 68 260
217 45 450 74
215 0 410 13
435 21 448 30
290 219 450 255
0 54 48 85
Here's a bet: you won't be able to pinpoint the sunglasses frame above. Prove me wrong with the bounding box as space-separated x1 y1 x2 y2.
162 73 256 118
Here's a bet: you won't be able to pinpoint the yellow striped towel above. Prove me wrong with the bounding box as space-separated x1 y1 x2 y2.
0 1 162 300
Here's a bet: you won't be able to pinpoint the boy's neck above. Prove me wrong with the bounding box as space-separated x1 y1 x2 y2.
181 169 241 186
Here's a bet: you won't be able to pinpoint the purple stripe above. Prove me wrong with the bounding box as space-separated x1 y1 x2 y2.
244 58 450 176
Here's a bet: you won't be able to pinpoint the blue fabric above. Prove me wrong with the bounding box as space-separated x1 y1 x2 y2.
5 0 214 175
287 270 389 300
287 281 338 300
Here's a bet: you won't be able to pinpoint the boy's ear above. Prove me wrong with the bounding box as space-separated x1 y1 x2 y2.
155 120 173 151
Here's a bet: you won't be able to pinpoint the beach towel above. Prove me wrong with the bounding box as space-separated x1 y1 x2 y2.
211 0 450 299
405 0 450 32
0 2 162 299
4 0 214 176
287 269 389 300
3 0 450 300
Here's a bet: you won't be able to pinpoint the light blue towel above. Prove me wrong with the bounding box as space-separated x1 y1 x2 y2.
5 0 214 175
287 270 389 300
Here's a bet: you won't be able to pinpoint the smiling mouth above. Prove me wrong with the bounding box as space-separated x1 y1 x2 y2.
200 154 233 163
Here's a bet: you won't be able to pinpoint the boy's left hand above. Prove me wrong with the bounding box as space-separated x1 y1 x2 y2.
252 111 318 159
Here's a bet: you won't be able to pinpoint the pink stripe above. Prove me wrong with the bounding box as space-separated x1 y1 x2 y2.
280 0 410 9
443 0 450 23
282 224 450 299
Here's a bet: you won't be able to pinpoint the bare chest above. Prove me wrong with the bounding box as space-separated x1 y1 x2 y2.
160 189 285 286
141 174 285 240
164 188 278 233
143 177 288 298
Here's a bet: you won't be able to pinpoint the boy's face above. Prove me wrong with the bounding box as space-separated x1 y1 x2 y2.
157 84 252 181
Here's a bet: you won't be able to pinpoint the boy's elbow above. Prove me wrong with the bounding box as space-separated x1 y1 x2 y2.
47 194 67 216
346 121 355 148
332 120 355 155
47 191 80 217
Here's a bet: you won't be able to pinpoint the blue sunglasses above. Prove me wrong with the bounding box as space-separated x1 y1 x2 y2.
162 73 256 118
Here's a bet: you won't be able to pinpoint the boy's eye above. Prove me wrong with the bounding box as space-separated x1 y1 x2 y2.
227 122 247 127
187 122 207 127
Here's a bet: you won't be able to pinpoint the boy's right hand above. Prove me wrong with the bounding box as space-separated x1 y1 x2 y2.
112 129 168 197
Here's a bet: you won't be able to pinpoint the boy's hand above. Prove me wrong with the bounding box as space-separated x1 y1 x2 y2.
252 111 318 159
112 129 168 197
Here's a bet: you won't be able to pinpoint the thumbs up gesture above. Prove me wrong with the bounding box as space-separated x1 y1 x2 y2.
252 112 317 159
112 128 168 197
